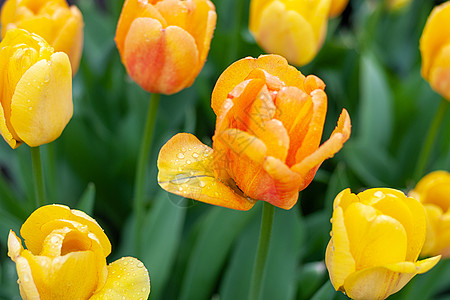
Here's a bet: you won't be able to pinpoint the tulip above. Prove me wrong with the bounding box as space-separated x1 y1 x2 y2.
420 2 450 101
114 0 217 95
329 0 349 18
8 204 150 299
409 170 450 258
326 188 441 300
249 0 331 66
158 54 351 210
387 0 412 11
0 28 73 149
1 0 84 75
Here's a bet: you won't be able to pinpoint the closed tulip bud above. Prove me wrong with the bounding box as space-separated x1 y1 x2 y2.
0 28 73 149
249 0 331 66
1 0 84 75
326 188 441 300
8 204 150 299
115 0 217 95
158 55 351 210
329 0 349 18
409 170 450 258
420 2 450 101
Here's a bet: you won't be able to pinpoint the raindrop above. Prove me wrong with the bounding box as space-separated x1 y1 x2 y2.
177 153 185 159
186 160 191 165
192 153 199 158
137 262 144 268
199 181 206 188
171 174 189 185
44 74 50 82
28 107 32 111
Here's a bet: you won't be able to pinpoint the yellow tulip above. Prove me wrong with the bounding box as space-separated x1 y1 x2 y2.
420 2 450 101
329 0 349 18
387 0 412 11
8 204 150 299
409 170 450 258
1 0 84 75
158 55 351 210
115 0 217 95
249 0 331 66
0 28 73 149
326 188 440 300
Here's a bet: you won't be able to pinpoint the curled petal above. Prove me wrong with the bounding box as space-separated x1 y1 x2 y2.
158 133 255 210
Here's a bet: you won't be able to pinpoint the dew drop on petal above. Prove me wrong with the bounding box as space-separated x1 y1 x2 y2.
192 153 199 158
177 153 185 159
199 181 206 188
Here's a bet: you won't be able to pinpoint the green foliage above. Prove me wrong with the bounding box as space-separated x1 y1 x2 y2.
0 0 449 299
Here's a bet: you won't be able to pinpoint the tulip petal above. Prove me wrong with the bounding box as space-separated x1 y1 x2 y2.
326 204 356 291
20 204 111 257
274 86 313 166
430 44 450 100
344 202 408 270
10 52 73 147
158 133 256 210
123 17 199 94
343 256 440 300
90 257 150 300
291 108 351 190
294 89 327 163
253 1 317 66
211 55 305 115
262 156 302 209
15 255 40 300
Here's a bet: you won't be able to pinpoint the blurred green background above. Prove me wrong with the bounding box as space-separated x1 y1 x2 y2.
0 0 449 299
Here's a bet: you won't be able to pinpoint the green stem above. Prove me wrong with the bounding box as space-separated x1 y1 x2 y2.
249 202 275 300
46 143 57 203
31 146 45 207
133 93 160 254
413 98 448 181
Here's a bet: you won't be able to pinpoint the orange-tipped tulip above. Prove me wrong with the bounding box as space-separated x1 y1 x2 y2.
326 188 440 300
409 170 450 258
158 55 351 210
0 28 73 149
420 2 450 100
1 0 84 75
8 204 150 299
249 0 331 66
329 0 349 18
115 0 217 95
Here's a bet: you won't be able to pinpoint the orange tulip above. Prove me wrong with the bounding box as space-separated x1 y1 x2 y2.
8 204 150 299
420 2 450 100
0 28 73 149
329 0 349 18
115 0 217 95
1 0 84 75
158 55 351 210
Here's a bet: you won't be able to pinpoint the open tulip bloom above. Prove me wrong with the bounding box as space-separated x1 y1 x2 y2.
158 55 351 210
8 205 150 299
326 188 441 300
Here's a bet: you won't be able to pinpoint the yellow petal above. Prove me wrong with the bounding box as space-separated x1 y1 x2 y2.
325 205 355 290
91 257 150 300
10 52 73 147
344 202 408 270
8 230 23 261
157 133 256 210
20 204 111 257
15 255 40 300
429 44 450 100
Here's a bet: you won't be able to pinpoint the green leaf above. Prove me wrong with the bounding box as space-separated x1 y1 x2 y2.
359 52 393 148
310 281 336 300
140 192 186 300
76 182 96 215
179 204 257 300
297 262 328 300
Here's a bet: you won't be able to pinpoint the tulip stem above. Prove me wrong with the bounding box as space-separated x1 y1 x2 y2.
133 92 160 254
249 202 275 300
413 98 448 181
31 146 46 207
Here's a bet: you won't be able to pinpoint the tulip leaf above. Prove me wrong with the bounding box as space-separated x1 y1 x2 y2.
179 204 258 300
310 281 337 300
220 206 304 300
75 182 96 215
140 192 186 300
359 52 393 148
297 262 328 300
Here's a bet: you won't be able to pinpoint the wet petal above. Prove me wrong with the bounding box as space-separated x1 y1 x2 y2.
91 257 150 300
158 133 255 210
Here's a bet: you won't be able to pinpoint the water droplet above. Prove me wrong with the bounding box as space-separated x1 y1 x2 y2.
192 153 199 158
47 61 52 66
199 181 206 188
177 153 185 159
186 160 191 165
181 147 186 152
170 174 189 185
44 74 50 82
137 262 144 268
28 107 32 111
374 191 384 198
